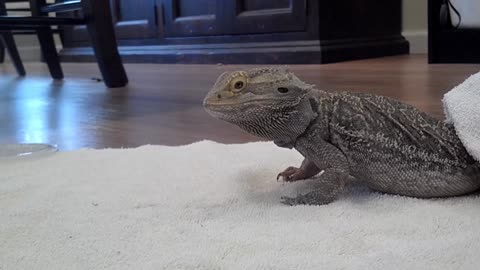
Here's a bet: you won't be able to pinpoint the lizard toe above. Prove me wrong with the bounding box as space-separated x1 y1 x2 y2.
280 196 297 206
277 166 298 181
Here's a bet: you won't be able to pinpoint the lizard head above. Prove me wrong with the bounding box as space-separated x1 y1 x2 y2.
203 67 317 142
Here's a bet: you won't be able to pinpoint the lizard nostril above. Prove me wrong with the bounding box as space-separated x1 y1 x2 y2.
217 94 222 99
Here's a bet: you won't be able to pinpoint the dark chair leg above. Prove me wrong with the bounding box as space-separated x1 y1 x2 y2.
0 42 5 63
29 0 63 80
36 28 64 80
0 33 26 76
81 0 128 88
0 0 8 64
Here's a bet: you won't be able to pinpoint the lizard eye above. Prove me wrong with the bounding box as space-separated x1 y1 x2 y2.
234 81 244 89
230 77 247 92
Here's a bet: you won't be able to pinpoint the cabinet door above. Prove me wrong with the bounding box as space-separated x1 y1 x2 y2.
227 0 307 34
65 0 157 42
161 0 225 37
110 0 158 39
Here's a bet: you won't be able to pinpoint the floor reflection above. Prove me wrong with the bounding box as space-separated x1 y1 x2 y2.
1 76 100 150
1 58 479 150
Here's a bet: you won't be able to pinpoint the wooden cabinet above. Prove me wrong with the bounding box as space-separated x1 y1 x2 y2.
227 0 307 34
111 0 157 39
162 0 306 36
162 0 225 36
60 0 409 64
63 0 157 42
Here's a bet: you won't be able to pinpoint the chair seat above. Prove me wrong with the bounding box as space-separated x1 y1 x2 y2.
0 16 85 27
41 0 81 13
0 0 128 87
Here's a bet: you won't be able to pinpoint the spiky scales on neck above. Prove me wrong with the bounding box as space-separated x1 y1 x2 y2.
203 67 318 143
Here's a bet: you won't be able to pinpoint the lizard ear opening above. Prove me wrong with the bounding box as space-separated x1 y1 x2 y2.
277 87 289 93
308 97 319 113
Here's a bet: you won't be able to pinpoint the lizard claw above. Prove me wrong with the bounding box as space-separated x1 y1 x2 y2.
281 196 304 206
276 172 292 181
277 166 306 182
281 188 341 206
280 196 295 205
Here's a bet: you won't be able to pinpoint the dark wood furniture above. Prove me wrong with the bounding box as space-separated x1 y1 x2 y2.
428 0 480 63
0 0 26 75
0 0 128 87
60 0 409 64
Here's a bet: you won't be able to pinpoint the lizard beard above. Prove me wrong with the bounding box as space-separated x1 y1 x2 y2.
207 99 316 142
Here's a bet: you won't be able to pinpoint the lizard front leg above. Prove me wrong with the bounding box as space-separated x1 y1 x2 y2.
281 137 350 206
277 158 321 182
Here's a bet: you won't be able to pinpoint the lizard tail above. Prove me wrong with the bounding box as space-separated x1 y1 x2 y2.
443 71 480 162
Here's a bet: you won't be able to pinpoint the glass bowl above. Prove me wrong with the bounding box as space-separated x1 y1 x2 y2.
0 143 58 161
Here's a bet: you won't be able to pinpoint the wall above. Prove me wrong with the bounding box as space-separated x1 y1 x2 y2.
402 0 428 53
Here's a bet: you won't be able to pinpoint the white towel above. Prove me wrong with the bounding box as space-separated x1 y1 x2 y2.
1 141 480 269
443 71 480 162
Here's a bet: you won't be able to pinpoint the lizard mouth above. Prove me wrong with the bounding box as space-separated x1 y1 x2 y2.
203 97 301 109
204 99 269 108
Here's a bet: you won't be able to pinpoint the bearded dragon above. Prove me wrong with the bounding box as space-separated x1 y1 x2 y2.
203 68 480 205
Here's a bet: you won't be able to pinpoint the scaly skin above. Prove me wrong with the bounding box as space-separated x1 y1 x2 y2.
203 68 480 205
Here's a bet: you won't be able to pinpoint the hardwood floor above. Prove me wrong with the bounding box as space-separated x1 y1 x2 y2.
1 55 479 150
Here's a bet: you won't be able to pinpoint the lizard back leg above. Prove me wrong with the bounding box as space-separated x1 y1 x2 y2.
345 142 480 197
358 160 480 197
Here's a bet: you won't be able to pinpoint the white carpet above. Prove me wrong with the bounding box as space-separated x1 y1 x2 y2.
1 141 479 270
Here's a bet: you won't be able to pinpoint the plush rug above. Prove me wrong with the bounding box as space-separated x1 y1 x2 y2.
1 141 479 270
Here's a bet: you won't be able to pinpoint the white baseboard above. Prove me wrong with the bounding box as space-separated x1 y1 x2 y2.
402 30 428 54
3 35 61 62
17 46 43 62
